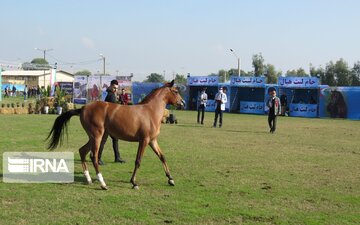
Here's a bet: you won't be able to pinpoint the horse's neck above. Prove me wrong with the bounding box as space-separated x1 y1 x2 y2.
143 92 167 119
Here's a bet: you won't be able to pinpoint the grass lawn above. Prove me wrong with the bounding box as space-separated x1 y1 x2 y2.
0 110 359 224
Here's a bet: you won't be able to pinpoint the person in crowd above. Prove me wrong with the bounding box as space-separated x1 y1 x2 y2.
96 80 126 165
24 85 28 100
213 87 227 128
280 93 287 116
119 88 129 105
12 85 16 97
197 88 208 125
266 88 281 133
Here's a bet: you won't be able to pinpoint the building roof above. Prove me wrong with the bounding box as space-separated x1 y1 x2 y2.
1 70 74 77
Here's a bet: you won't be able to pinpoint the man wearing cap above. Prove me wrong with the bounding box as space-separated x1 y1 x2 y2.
197 88 208 125
213 87 227 128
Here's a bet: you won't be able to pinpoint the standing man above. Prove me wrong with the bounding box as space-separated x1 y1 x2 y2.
266 89 281 133
96 80 126 165
197 88 208 125
280 93 287 116
213 87 227 128
23 85 27 100
119 88 129 105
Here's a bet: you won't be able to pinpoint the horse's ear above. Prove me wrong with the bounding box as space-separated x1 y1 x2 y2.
165 80 175 87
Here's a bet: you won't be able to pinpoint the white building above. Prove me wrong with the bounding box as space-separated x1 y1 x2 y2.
1 70 74 88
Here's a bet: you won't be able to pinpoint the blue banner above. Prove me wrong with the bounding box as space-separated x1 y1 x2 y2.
278 77 319 88
204 99 216 112
319 86 360 120
187 76 218 86
289 104 317 117
230 76 265 87
132 82 163 104
240 101 265 114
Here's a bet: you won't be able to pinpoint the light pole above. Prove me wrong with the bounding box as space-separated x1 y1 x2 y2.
35 48 53 87
230 49 241 76
99 54 106 90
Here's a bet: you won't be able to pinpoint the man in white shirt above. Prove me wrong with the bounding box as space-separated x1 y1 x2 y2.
213 87 227 128
197 88 208 124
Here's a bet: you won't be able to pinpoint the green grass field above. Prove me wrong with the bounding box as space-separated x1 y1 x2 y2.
0 111 359 224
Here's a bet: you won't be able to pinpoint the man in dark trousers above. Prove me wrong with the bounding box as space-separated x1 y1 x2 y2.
213 87 227 128
197 88 208 124
266 88 281 133
96 80 126 165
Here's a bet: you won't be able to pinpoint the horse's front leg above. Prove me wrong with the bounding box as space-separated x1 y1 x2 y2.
130 139 149 189
149 139 175 186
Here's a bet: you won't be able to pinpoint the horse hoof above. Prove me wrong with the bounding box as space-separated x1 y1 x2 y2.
100 185 108 190
87 181 92 185
133 185 139 190
168 179 175 186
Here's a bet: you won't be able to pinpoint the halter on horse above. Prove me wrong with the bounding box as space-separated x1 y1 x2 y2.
47 80 184 190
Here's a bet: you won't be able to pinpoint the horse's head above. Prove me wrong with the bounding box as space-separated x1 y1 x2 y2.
164 80 185 109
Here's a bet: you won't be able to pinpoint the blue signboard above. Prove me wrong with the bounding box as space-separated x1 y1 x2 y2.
187 76 218 86
240 101 265 114
278 77 319 88
319 86 360 120
230 76 265 87
289 104 317 117
204 99 216 112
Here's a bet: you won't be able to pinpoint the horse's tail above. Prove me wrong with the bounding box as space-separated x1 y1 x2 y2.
46 108 82 150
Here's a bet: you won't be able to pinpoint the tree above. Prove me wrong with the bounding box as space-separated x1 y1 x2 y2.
143 73 165 83
310 65 325 83
286 67 307 77
174 74 187 84
265 64 279 84
324 61 336 86
350 61 360 86
31 58 49 65
334 58 351 86
252 53 265 76
22 58 51 70
74 70 92 76
218 69 227 82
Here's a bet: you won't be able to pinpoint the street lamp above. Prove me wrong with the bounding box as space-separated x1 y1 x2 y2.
35 48 53 87
34 48 53 61
99 54 106 93
230 49 241 76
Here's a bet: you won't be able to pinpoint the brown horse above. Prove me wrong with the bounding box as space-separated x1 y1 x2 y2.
47 80 184 190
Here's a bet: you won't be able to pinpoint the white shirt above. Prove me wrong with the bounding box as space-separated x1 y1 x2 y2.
199 92 208 106
215 91 227 111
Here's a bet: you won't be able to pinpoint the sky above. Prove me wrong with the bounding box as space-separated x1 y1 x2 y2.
1 0 360 81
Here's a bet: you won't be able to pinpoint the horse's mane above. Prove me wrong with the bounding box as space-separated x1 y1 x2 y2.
139 86 164 104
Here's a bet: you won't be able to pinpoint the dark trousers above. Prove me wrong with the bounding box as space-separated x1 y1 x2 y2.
213 106 223 127
197 104 205 124
268 115 277 131
98 133 120 161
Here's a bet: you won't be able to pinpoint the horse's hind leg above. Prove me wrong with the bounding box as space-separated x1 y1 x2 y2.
149 139 175 186
79 140 92 184
91 136 108 190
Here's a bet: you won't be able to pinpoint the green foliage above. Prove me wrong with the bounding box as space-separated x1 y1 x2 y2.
74 70 92 76
265 64 280 83
0 112 359 224
334 58 351 86
143 73 165 83
252 53 265 76
174 74 187 84
31 58 49 65
286 67 308 77
350 61 360 86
